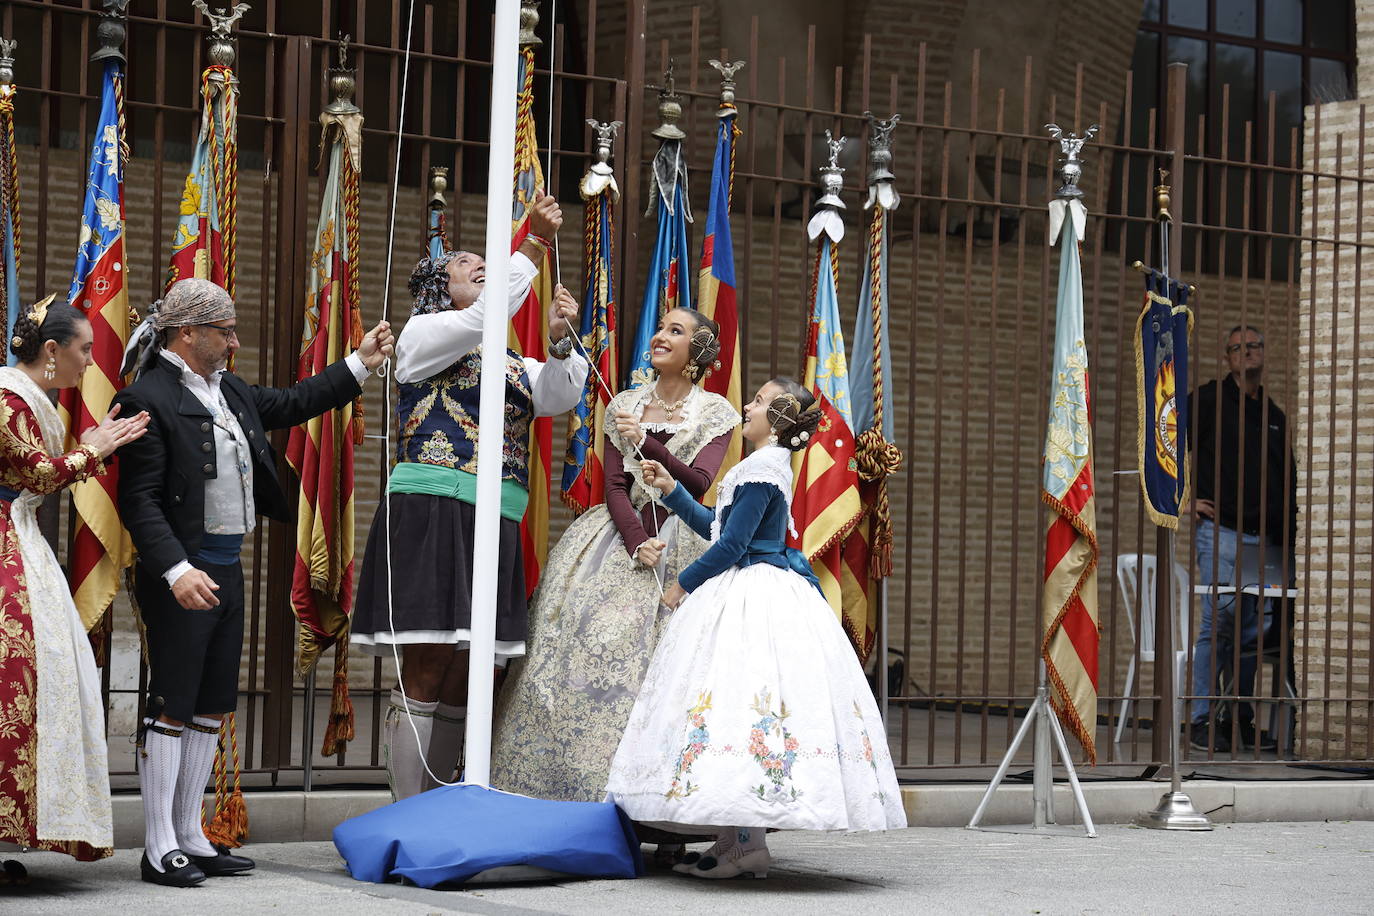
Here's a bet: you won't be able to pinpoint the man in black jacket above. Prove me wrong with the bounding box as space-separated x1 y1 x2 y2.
1187 324 1297 754
113 278 394 886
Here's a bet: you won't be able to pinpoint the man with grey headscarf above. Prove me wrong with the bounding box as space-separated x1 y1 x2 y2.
112 278 395 887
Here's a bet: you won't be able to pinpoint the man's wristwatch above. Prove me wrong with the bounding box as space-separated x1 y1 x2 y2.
548 334 574 360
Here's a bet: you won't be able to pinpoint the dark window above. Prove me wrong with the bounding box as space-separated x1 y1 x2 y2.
1112 0 1355 279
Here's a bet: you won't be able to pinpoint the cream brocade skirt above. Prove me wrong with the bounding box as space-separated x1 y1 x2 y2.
490 504 708 802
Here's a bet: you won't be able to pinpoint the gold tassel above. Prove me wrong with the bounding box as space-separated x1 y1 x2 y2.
202 713 249 848
320 635 355 757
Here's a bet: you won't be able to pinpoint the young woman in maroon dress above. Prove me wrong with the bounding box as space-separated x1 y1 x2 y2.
490 308 739 811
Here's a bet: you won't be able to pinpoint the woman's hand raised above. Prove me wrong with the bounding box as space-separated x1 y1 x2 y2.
79 404 150 459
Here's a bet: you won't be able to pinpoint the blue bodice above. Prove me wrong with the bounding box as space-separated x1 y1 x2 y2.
663 480 820 594
394 347 534 488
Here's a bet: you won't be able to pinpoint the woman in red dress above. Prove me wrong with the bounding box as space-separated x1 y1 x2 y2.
0 295 148 874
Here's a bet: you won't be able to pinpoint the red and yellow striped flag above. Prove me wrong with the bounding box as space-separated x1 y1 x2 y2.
285 97 363 757
790 223 869 656
511 41 553 596
1041 199 1099 763
61 58 134 635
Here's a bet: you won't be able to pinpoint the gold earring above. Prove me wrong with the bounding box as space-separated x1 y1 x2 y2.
43 356 56 381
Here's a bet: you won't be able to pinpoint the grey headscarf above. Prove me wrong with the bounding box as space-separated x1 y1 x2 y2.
122 278 237 378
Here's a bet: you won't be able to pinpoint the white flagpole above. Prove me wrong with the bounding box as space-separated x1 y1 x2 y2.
464 0 521 787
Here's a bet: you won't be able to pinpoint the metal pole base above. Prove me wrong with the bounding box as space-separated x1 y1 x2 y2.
967 683 1097 838
1134 791 1213 831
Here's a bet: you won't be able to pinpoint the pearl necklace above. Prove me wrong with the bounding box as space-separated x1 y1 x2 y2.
649 384 690 418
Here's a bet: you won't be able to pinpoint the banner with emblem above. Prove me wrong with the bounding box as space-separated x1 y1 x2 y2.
1042 196 1099 764
285 58 364 757
561 121 619 514
61 55 135 636
510 29 556 596
1135 269 1192 529
0 38 20 364
626 68 692 389
694 62 744 500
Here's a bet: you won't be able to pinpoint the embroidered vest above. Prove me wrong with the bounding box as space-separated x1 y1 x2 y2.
395 347 534 489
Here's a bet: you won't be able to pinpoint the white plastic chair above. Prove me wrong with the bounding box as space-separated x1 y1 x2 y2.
1114 554 1191 745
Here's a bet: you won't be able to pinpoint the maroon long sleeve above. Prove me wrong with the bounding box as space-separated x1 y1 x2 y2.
604 429 732 557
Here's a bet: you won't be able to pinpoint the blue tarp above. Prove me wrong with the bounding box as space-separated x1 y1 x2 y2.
333 784 644 887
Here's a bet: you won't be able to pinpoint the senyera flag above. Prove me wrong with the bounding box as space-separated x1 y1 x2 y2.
694 87 742 500
791 204 870 657
285 97 364 758
625 116 691 390
1041 198 1099 764
510 37 555 596
1135 269 1192 529
61 57 135 639
561 128 619 514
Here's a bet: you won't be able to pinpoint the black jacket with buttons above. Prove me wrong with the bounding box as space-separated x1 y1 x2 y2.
112 354 363 577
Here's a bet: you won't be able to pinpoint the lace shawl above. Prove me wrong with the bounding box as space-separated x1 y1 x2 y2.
605 384 739 510
710 444 797 543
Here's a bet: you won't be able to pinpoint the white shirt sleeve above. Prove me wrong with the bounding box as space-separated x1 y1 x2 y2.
394 252 541 384
524 352 590 418
163 559 194 589
344 351 369 384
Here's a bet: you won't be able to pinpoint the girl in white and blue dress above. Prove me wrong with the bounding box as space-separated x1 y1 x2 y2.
605 377 906 880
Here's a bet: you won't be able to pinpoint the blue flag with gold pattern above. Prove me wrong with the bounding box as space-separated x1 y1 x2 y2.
1134 269 1193 528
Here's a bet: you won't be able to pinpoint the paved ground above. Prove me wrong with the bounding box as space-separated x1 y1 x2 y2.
3 821 1373 915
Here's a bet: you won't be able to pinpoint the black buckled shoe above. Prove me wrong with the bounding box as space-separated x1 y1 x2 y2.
140 850 207 887
188 846 255 876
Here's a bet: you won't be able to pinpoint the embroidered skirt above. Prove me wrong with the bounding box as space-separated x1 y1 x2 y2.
490 506 709 802
604 563 907 833
352 493 529 658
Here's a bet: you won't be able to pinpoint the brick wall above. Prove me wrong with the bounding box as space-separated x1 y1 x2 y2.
1296 97 1374 761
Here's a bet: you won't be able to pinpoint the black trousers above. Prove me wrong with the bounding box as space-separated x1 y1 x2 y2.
135 558 245 723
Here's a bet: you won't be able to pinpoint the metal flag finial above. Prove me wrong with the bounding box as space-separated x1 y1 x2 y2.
429 166 449 208
0 38 16 88
193 1 250 70
1045 122 1098 200
863 110 901 210
520 0 543 49
92 0 129 64
325 32 358 115
709 58 745 116
587 119 622 173
651 59 686 141
815 129 847 210
582 119 622 200
1154 168 1173 223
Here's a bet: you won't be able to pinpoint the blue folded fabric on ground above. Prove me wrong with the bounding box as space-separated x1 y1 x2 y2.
333 784 644 887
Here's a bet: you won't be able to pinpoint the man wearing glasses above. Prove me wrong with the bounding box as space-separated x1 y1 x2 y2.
112 278 395 886
1187 324 1297 754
